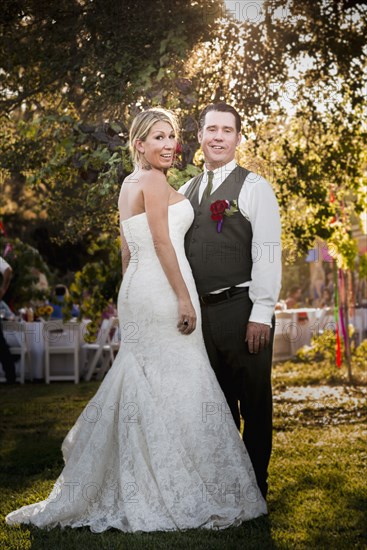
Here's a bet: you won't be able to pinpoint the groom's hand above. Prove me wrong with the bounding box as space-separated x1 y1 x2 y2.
245 322 270 354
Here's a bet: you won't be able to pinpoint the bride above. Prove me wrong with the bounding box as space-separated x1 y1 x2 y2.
5 108 267 532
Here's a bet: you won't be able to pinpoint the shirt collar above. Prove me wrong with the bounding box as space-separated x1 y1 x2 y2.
204 159 237 180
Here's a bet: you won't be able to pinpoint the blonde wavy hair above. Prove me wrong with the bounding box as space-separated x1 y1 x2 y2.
129 108 180 167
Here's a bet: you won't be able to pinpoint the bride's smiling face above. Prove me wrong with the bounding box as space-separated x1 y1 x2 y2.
135 121 177 170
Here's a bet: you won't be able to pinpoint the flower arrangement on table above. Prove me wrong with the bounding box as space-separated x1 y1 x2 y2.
210 199 239 233
34 305 54 321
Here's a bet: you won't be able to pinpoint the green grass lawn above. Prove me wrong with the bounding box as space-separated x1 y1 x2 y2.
1 360 366 550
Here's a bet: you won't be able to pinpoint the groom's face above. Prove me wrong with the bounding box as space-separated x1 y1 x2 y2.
198 111 242 170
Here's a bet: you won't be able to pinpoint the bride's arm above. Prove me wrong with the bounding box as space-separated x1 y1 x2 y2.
142 171 196 334
118 184 131 276
120 224 131 276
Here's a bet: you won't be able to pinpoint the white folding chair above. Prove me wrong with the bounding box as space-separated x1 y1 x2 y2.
1 321 31 384
82 317 119 381
44 321 81 383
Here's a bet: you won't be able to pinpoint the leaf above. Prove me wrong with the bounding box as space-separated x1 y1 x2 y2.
110 122 122 134
114 61 123 75
156 68 166 82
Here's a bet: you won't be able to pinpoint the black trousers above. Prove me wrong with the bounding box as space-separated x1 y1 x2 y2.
0 320 16 383
201 290 274 499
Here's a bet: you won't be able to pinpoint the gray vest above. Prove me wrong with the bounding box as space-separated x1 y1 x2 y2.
184 165 253 295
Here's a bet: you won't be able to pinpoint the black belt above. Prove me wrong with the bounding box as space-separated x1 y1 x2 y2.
199 286 249 306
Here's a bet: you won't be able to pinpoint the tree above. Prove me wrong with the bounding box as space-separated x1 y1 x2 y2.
1 0 221 117
0 235 52 310
1 0 221 255
239 100 366 264
1 0 366 270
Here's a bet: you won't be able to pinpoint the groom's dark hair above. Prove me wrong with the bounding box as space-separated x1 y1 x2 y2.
198 103 242 133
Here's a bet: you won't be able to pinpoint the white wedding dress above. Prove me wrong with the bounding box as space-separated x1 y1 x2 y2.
6 199 266 532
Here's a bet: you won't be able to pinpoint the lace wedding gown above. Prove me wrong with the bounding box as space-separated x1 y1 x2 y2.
6 199 266 532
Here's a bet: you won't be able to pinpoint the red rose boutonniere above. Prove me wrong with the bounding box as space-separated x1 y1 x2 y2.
210 199 239 233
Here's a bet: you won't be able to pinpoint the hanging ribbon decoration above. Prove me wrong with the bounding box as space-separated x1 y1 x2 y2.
0 220 13 257
335 325 342 368
333 262 342 368
329 187 351 368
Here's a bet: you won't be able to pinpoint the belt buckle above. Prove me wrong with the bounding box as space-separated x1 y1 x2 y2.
224 289 232 300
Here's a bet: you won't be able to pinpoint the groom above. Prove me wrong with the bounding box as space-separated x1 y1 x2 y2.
179 103 281 499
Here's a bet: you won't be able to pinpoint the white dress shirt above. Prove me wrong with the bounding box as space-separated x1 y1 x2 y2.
179 160 282 325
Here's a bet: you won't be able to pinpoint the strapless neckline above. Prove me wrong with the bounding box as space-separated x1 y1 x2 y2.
120 198 189 226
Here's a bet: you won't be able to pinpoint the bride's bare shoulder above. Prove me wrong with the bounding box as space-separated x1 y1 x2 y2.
118 169 168 209
121 170 141 186
121 168 166 188
137 169 169 198
139 168 166 184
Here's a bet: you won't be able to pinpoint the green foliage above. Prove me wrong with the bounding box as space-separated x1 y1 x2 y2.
68 236 121 341
297 330 342 364
238 100 367 267
1 0 220 115
1 108 131 242
297 329 367 376
1 0 366 277
0 237 51 310
352 339 367 370
168 164 201 190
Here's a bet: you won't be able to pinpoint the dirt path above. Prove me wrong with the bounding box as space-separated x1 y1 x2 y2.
273 385 367 428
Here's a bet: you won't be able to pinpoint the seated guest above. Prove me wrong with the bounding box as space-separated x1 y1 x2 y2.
0 256 16 383
285 286 303 309
0 300 15 320
102 302 118 320
50 284 80 319
320 288 333 308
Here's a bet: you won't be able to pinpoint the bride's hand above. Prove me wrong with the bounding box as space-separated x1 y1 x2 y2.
177 299 196 335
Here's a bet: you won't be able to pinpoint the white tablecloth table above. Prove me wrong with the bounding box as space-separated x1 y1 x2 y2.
6 308 364 374
273 308 336 361
273 306 367 361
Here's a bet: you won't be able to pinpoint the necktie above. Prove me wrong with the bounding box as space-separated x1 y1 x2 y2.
203 171 214 201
